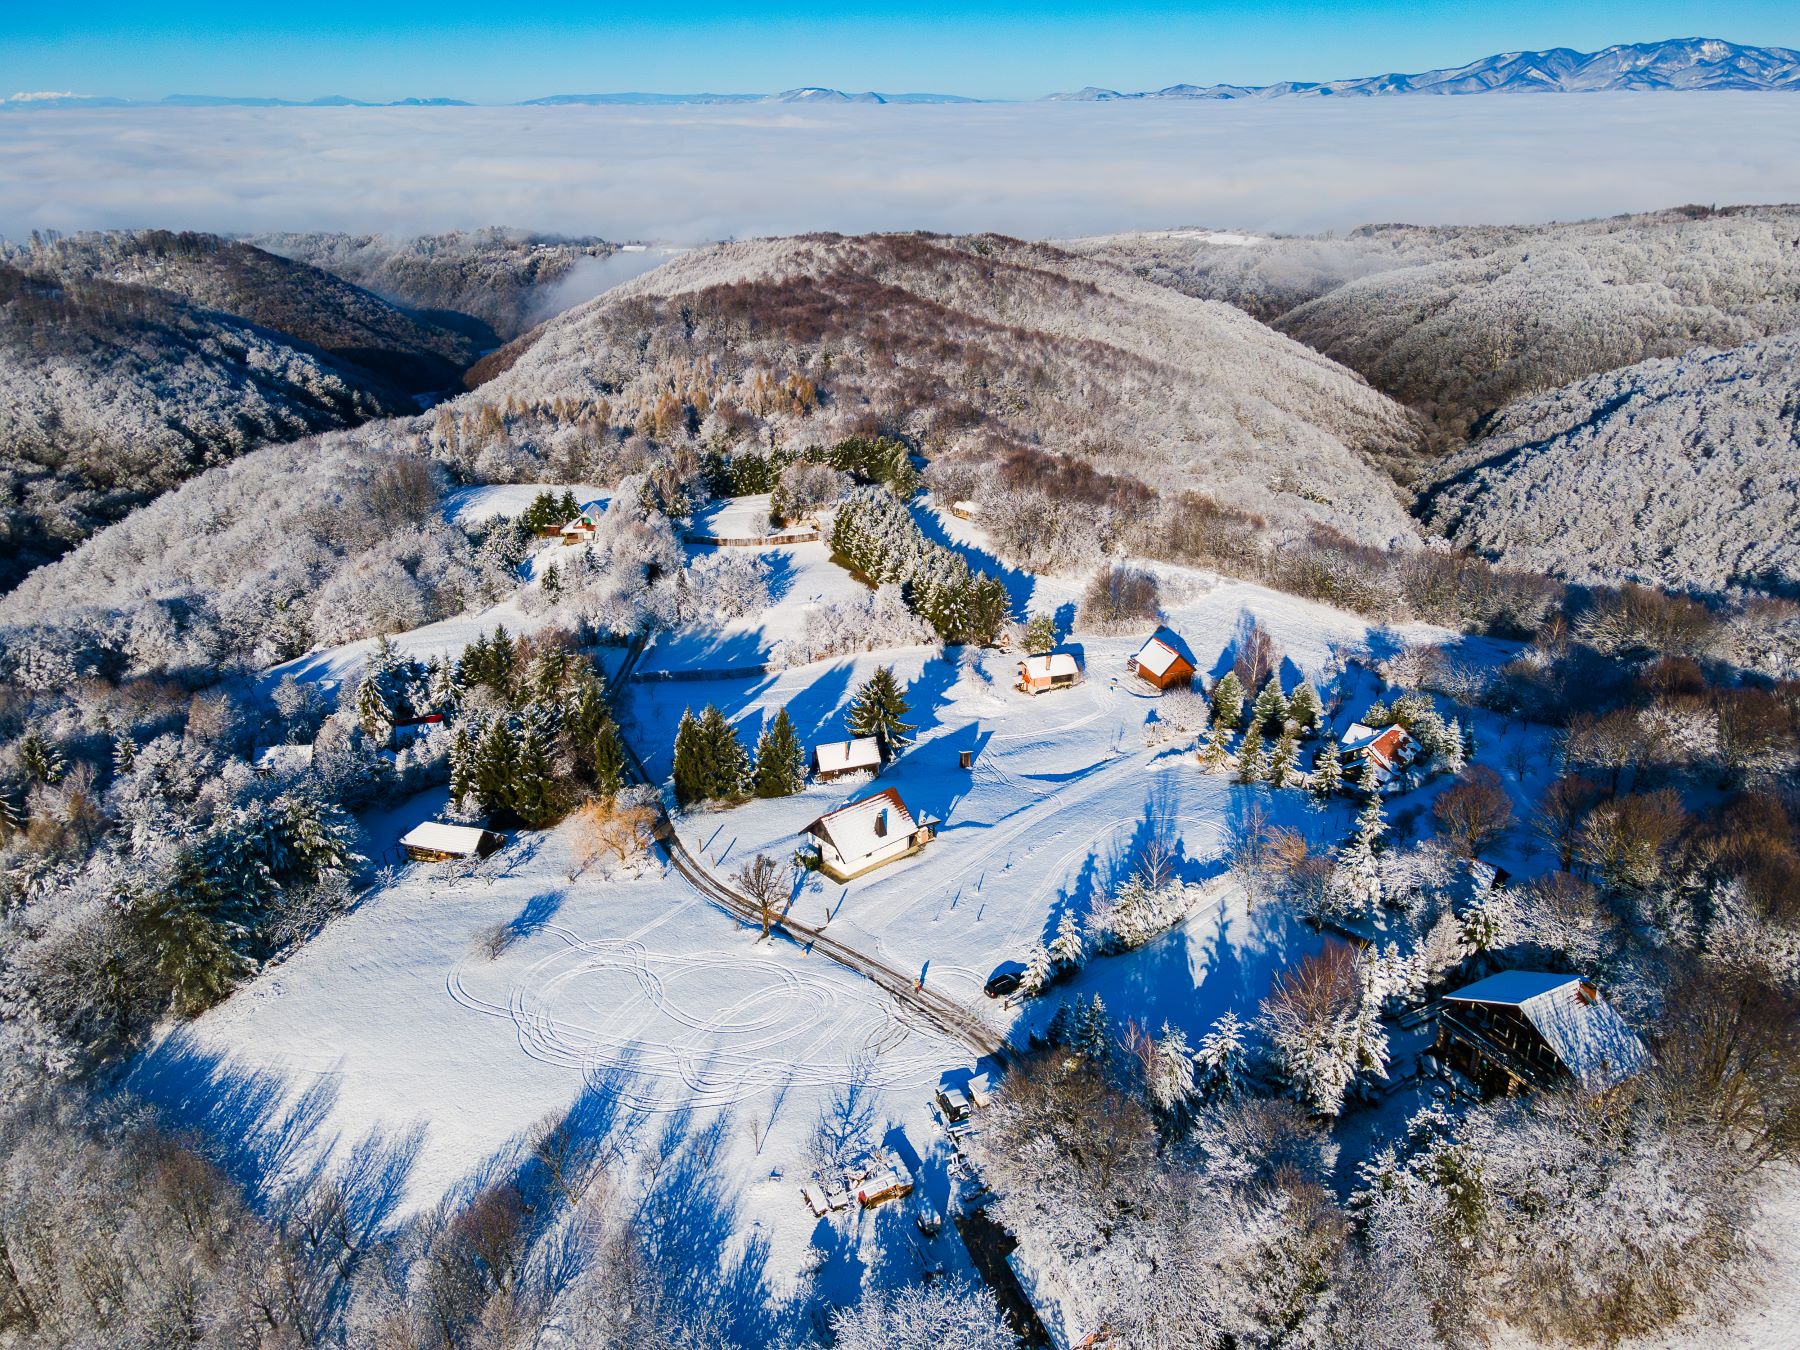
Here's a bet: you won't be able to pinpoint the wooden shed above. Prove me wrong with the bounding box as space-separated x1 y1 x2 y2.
400 821 505 863
1128 630 1196 691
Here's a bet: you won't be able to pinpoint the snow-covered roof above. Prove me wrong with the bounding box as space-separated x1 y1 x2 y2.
1133 637 1182 677
1020 652 1080 681
1445 971 1649 1091
814 737 882 774
1341 722 1415 765
806 788 928 862
400 822 496 857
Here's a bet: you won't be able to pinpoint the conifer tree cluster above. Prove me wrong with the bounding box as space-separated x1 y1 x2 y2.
444 627 625 826
830 488 1007 645
520 488 583 532
671 705 752 807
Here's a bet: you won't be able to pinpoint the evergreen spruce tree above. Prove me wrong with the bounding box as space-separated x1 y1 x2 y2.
1197 725 1234 775
1269 731 1299 788
1251 677 1290 736
426 654 461 714
112 730 137 779
590 722 628 801
1440 718 1467 774
1074 994 1111 1063
449 727 477 805
473 718 520 816
509 720 560 827
1334 791 1389 913
1209 672 1245 729
0 788 23 841
699 705 750 801
847 666 914 759
354 676 395 744
1310 738 1344 796
1148 1023 1197 1115
1194 1011 1248 1100
751 708 806 799
281 796 361 880
671 710 708 808
1023 613 1057 655
1021 944 1054 996
18 731 65 785
1236 734 1268 785
1287 681 1323 733
541 562 562 601
559 489 581 521
128 860 249 1016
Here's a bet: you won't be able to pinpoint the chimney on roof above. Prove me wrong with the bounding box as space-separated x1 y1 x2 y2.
874 809 888 837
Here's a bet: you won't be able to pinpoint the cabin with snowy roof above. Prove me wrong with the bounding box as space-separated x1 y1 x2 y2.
400 821 505 863
1434 971 1648 1097
558 501 606 544
1127 629 1195 691
803 788 937 882
1339 721 1420 791
1016 651 1082 696
813 736 882 782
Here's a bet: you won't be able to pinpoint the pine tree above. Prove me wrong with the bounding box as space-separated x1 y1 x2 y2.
1269 731 1299 788
473 718 520 815
1333 791 1389 913
847 666 914 759
590 722 628 801
699 705 750 801
426 654 461 714
1023 612 1057 655
1198 725 1234 775
18 731 65 785
1251 677 1289 736
449 726 476 804
1148 1023 1196 1115
751 708 805 799
1439 717 1467 774
111 730 137 779
541 562 562 600
1236 734 1268 785
1194 1011 1247 1100
127 859 249 1017
1310 738 1344 796
1287 681 1323 733
559 489 581 522
1049 907 1085 970
1074 994 1111 1063
1209 672 1245 729
671 710 706 808
0 788 23 841
354 677 395 744
509 720 560 827
281 795 361 880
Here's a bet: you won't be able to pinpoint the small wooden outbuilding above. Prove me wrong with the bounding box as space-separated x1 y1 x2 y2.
813 736 883 782
1128 630 1196 691
1016 651 1083 696
400 821 504 863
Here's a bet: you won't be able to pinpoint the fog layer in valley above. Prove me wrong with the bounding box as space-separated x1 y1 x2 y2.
4 95 1800 240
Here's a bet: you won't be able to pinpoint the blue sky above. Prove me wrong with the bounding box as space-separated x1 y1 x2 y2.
4 2 1795 102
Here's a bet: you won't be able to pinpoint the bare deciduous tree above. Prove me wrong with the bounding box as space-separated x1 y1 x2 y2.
733 852 791 940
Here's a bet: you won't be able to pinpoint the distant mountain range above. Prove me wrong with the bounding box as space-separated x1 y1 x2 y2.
6 38 1796 110
1044 37 1800 100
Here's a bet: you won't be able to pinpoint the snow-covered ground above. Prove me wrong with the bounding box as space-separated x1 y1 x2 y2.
443 482 608 525
637 539 871 676
687 493 813 542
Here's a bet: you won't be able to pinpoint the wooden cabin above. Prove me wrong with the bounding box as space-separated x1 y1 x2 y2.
813 736 882 782
1434 971 1647 1098
1339 721 1421 791
400 821 505 863
803 788 936 882
1128 630 1196 691
1016 651 1082 695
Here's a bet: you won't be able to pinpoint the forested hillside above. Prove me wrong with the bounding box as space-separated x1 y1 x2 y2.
0 231 483 592
1422 332 1800 594
461 231 1426 556
1081 206 1800 453
249 227 618 341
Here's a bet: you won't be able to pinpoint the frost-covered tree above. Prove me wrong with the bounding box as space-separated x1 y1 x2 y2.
847 666 915 759
1330 790 1389 915
1268 732 1300 789
1194 1011 1249 1101
1251 677 1290 736
1146 1022 1197 1115
1287 680 1323 733
831 1278 1018 1350
19 731 66 786
1310 738 1344 796
1023 612 1057 655
1021 943 1054 997
1236 734 1268 786
1049 907 1085 970
1210 672 1244 730
1261 943 1389 1117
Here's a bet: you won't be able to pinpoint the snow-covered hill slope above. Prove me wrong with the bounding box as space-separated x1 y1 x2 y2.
473 232 1426 546
1421 332 1800 595
248 228 620 342
1076 206 1800 449
0 232 480 591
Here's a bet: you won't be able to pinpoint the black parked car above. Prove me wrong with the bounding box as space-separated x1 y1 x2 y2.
984 963 1025 998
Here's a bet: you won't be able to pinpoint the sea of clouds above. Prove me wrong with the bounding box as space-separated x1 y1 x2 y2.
2 94 1797 242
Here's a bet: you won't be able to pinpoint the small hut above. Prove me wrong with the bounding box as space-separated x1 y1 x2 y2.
1128 630 1196 691
813 736 882 782
1016 651 1082 696
400 821 505 863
